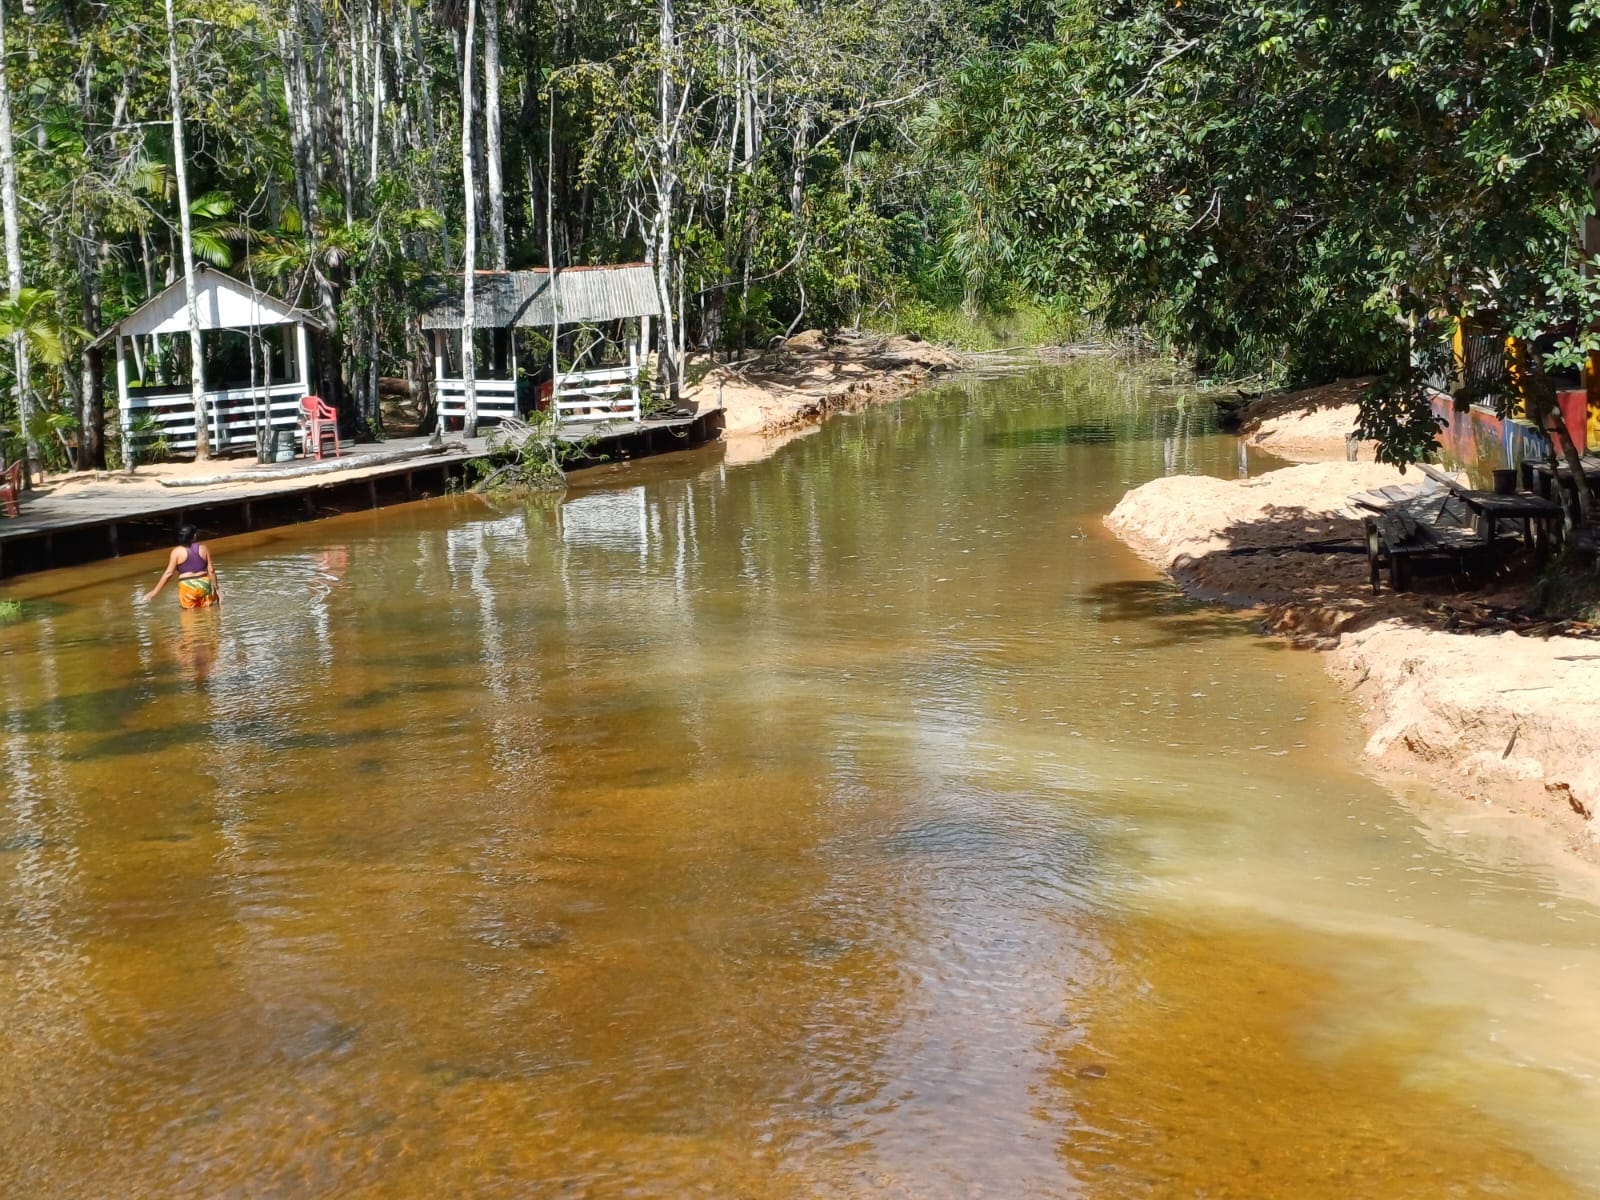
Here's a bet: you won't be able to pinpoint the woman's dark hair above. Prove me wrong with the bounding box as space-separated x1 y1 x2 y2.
177 524 198 546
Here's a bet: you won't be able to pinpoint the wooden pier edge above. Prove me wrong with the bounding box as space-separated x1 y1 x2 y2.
0 408 724 580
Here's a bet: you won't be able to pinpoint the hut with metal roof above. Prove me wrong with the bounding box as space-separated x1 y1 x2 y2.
93 265 321 461
417 264 661 427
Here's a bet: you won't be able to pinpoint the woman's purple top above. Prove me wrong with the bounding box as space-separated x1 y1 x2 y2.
179 544 207 576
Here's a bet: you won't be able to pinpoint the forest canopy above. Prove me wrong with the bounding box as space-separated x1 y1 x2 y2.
2 0 1596 469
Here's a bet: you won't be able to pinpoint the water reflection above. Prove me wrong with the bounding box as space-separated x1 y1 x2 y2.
2 359 1599 1197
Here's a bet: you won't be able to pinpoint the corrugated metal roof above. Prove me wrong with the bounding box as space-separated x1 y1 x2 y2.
417 265 661 330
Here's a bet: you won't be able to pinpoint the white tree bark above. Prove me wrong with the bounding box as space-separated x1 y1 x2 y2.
0 0 36 477
367 7 384 187
280 5 339 410
483 0 506 269
459 0 479 438
654 0 681 399
165 0 210 459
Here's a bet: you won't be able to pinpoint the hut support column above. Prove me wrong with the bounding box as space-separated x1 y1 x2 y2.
433 331 446 422
629 342 641 419
115 334 134 470
295 323 311 397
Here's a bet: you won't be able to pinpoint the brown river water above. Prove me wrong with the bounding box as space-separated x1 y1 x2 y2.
4 361 1600 1198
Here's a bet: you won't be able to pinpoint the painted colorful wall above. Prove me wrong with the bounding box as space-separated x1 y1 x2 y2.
1430 389 1589 483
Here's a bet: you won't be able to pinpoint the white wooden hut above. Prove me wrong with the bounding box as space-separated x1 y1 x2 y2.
418 264 661 427
94 265 321 459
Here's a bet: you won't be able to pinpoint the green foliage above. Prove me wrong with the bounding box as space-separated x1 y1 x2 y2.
1532 551 1600 623
5 0 1070 460
934 0 1600 463
473 412 574 492
0 599 23 624
874 299 1090 351
0 290 68 365
126 411 172 469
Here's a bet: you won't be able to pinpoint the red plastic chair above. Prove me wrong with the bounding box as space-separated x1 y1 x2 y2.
299 395 341 460
0 460 20 518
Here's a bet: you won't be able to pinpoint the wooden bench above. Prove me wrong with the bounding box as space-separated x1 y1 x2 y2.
1417 463 1565 561
1521 455 1600 528
1353 483 1484 593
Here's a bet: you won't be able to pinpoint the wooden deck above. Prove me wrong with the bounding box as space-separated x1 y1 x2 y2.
0 409 721 578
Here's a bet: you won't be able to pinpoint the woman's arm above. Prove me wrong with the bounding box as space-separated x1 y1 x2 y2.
203 545 221 603
143 549 180 601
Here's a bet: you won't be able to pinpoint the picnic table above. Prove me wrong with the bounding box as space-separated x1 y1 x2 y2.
1350 479 1482 592
1520 454 1600 520
1351 467 1563 593
1417 464 1564 560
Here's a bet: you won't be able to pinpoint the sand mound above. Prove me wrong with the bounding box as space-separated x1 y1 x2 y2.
686 330 962 446
1336 621 1600 856
1107 461 1600 865
1236 377 1377 464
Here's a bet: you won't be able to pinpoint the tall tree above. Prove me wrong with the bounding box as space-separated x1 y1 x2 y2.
0 0 34 478
459 0 479 438
482 0 505 269
165 0 210 459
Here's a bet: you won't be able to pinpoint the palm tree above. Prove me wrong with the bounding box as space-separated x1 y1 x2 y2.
0 287 70 468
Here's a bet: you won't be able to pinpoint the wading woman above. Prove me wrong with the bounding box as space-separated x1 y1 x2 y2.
143 524 222 609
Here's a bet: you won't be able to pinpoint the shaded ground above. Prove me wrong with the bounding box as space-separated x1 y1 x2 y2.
1107 458 1600 867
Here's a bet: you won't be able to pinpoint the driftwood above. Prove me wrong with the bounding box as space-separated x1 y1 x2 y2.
1425 599 1600 640
158 443 462 488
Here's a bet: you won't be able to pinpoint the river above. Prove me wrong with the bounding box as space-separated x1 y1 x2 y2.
3 361 1600 1198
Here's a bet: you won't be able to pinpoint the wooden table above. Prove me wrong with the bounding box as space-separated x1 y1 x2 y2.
1520 456 1600 527
1418 464 1564 561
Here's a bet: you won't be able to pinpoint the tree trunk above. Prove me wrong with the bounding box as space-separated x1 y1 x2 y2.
281 7 342 415
654 0 680 400
408 3 449 262
165 0 210 459
483 0 506 269
0 0 36 481
76 29 107 467
1548 405 1595 526
367 7 384 187
459 0 479 438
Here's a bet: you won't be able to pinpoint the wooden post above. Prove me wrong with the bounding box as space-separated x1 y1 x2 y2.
629 342 641 421
509 328 519 417
115 334 134 469
107 523 119 556
432 330 446 422
295 321 312 403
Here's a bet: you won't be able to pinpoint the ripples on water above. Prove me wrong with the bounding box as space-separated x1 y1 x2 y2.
3 362 1600 1197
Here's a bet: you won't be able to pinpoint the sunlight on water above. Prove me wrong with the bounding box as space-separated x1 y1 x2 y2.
2 361 1599 1197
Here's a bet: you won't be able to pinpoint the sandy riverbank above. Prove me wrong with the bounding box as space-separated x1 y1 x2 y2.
683 329 963 449
1108 383 1600 867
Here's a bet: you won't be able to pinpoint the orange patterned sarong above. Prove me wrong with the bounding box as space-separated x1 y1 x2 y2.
178 577 217 609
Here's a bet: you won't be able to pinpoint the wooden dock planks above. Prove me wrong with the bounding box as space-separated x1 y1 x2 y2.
0 411 719 578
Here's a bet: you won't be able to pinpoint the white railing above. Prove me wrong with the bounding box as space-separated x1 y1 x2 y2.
435 377 518 427
554 354 641 425
121 382 305 455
